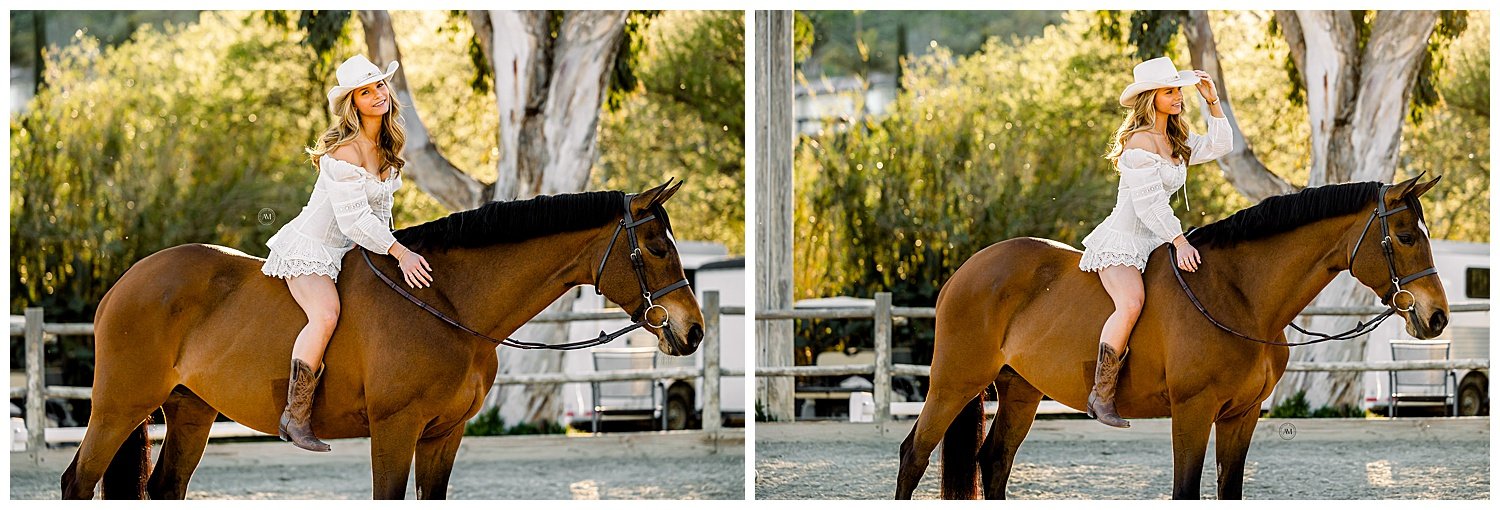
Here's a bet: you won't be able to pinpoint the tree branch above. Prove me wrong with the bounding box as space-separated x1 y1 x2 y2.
485 10 553 200
1350 11 1438 182
1182 10 1293 201
358 10 484 210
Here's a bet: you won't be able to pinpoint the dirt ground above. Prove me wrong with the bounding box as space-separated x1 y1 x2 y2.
754 417 1488 500
10 430 744 500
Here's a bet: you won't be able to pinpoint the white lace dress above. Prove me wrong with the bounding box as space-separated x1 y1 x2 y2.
1078 114 1233 273
261 155 402 283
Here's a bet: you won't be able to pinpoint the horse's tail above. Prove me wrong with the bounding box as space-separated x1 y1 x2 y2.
101 416 152 499
939 393 984 499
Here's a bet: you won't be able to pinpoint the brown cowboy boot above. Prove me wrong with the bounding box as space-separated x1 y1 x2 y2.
279 359 331 452
1086 342 1131 428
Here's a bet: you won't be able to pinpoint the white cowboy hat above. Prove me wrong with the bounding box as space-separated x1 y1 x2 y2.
326 54 399 112
1118 56 1199 107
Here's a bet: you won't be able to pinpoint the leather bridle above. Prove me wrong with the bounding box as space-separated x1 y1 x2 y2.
361 192 691 350
1167 184 1437 347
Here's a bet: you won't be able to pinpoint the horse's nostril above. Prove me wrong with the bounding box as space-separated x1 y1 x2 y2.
1429 309 1448 333
688 324 704 347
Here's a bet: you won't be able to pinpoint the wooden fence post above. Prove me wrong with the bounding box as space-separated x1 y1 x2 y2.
874 293 892 424
25 307 45 462
754 9 796 421
701 292 722 449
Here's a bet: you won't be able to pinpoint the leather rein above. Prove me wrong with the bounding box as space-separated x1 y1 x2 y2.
361 193 691 350
1167 184 1437 347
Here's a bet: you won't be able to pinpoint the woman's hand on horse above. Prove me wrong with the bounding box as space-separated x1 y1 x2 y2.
1192 70 1218 103
399 250 433 288
1173 236 1201 272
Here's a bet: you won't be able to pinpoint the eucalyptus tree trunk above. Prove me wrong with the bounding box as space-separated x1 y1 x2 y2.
359 10 629 427
1182 10 1438 410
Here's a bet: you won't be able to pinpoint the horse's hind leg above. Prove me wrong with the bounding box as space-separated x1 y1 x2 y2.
147 387 219 499
895 371 995 499
979 366 1044 500
60 399 165 499
414 426 465 499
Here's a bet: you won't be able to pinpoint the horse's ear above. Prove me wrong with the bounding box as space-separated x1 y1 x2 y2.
650 178 685 206
1389 172 1425 200
634 179 673 209
1402 175 1442 200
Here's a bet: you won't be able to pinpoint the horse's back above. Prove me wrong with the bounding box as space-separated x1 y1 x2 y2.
932 237 1119 407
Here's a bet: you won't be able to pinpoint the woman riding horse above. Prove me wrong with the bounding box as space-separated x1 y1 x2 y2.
260 55 435 451
1076 56 1232 427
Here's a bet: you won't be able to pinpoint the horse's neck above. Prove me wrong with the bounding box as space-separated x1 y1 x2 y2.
423 228 608 344
1196 211 1365 338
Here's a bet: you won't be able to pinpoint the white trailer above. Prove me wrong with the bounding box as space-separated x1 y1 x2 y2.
557 241 746 430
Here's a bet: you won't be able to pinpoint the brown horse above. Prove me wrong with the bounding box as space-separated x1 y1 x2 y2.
60 180 704 499
895 176 1448 500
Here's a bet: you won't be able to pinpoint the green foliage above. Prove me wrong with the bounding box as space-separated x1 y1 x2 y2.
1410 11 1471 123
464 406 565 436
11 13 340 322
799 11 1063 74
1268 389 1311 418
1312 402 1366 418
1401 14 1489 242
595 11 745 254
792 12 815 62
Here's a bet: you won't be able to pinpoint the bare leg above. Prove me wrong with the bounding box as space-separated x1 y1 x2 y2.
280 274 339 452
1088 265 1143 428
286 274 340 367
1096 265 1144 354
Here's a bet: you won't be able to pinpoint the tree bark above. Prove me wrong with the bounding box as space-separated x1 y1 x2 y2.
477 10 629 427
1181 11 1441 410
1181 11 1293 202
357 11 485 211
1295 10 1363 187
1269 11 1439 410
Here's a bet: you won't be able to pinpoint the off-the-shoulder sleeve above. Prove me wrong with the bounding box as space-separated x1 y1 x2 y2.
1186 114 1233 165
320 156 397 255
1118 153 1184 242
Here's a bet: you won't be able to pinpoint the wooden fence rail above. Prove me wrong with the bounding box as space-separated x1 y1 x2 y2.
11 291 739 458
757 292 1490 423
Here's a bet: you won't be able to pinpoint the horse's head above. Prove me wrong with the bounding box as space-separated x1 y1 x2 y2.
1347 174 1448 339
593 179 705 356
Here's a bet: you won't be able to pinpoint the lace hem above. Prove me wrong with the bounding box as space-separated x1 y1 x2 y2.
261 251 341 282
1079 250 1147 273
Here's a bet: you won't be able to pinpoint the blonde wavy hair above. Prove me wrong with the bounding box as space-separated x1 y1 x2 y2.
1104 88 1190 166
306 82 407 175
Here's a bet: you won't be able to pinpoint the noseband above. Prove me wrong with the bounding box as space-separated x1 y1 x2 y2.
1168 184 1437 347
362 192 691 350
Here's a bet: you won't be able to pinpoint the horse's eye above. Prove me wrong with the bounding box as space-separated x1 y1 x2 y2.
646 242 669 257
1397 233 1415 245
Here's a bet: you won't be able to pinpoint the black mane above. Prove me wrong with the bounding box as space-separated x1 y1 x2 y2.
394 190 626 252
1186 181 1384 248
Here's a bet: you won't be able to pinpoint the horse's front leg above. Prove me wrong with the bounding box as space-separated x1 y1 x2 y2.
414 425 466 499
368 414 425 499
1168 395 1217 499
1213 407 1260 499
